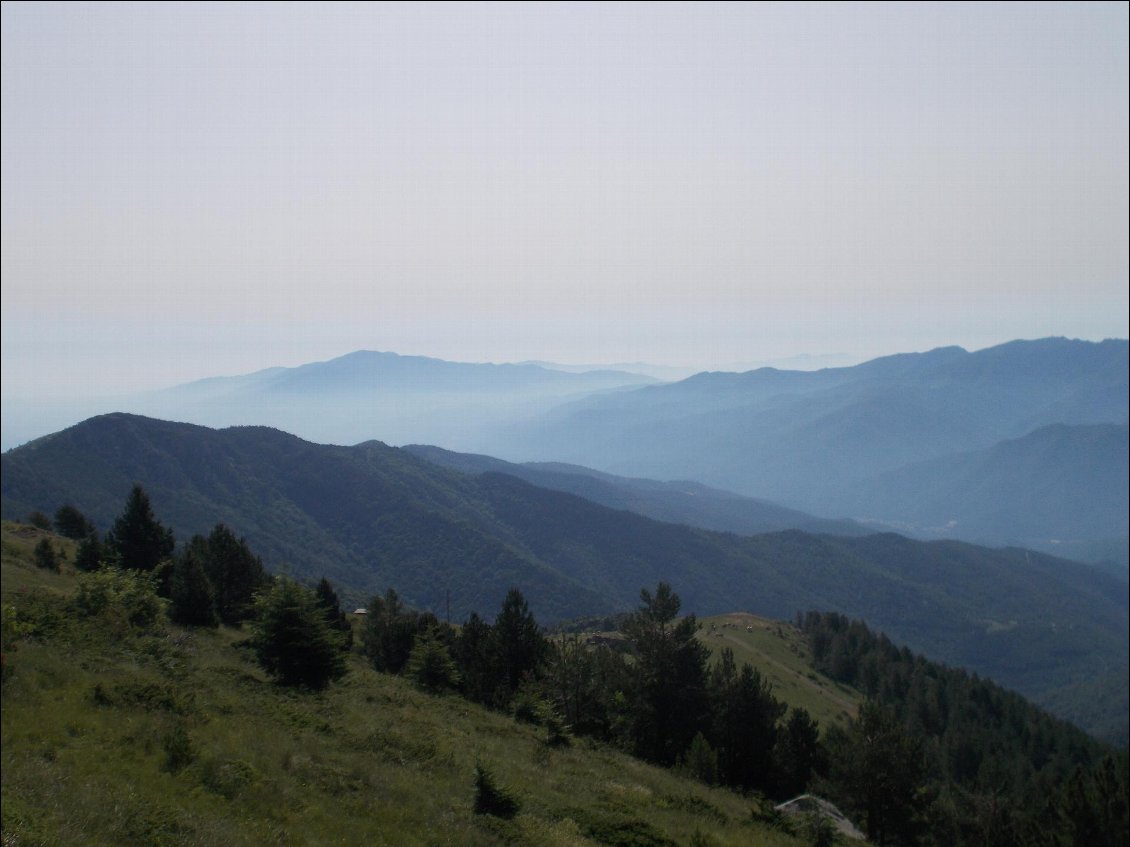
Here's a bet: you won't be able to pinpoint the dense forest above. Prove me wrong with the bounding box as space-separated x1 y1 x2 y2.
8 487 1126 846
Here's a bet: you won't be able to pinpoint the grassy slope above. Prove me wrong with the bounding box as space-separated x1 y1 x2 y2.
699 613 862 733
1 525 810 847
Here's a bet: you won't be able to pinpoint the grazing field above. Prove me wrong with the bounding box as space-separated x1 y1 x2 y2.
699 613 861 733
1 523 811 847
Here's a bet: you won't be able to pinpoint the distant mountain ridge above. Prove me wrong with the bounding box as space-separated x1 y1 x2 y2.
493 337 1128 566
2 413 1126 741
120 350 660 449
403 444 867 538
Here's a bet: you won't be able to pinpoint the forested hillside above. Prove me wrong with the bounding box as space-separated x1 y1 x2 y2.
2 413 1126 743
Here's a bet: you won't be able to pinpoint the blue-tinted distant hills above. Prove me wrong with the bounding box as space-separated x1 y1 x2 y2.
494 338 1128 569
403 444 867 538
120 350 659 448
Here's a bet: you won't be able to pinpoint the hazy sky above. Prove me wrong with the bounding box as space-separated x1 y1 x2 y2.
2 2 1127 399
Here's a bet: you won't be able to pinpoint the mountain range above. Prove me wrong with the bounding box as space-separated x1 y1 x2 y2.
494 337 1129 567
2 412 1126 743
4 338 1123 572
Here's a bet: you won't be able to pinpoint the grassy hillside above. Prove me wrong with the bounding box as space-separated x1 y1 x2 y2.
1 525 814 847
699 613 861 734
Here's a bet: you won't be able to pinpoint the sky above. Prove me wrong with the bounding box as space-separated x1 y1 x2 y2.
2 1 1128 402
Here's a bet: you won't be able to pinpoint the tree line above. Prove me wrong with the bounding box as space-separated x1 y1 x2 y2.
801 611 1128 846
41 488 1128 846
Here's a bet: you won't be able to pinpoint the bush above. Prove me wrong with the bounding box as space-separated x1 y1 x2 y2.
473 764 520 819
72 568 165 633
33 538 60 572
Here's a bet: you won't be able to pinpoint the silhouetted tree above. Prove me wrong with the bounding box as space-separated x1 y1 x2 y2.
452 612 496 704
314 577 353 650
622 582 709 765
774 707 824 798
105 485 174 571
73 533 104 572
491 587 546 704
33 538 60 572
169 548 218 627
826 701 928 845
27 511 52 531
54 504 94 539
708 647 785 792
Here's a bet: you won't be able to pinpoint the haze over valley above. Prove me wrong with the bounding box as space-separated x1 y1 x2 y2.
2 4 1127 844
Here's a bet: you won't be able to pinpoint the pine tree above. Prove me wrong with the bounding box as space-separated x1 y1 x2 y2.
452 612 496 704
251 577 347 689
105 485 174 571
405 624 460 693
491 587 545 703
708 647 786 792
622 582 710 765
33 538 60 572
74 533 104 572
314 577 353 650
199 524 266 625
362 588 419 674
169 548 218 627
53 504 94 539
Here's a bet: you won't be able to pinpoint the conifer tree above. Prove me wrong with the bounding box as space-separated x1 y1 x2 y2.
199 524 266 625
314 577 353 650
74 533 104 572
491 587 545 703
54 504 94 539
169 548 218 627
362 587 419 674
251 577 347 689
105 485 174 571
33 538 60 572
405 624 460 693
622 582 709 765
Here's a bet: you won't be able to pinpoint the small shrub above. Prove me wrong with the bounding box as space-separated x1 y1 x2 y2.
27 511 52 530
162 723 196 773
473 763 520 819
201 758 258 799
73 568 165 633
33 538 60 573
682 732 718 785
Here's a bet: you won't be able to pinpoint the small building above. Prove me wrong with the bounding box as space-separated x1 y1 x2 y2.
352 608 368 616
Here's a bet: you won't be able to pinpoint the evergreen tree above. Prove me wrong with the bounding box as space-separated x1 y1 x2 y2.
26 511 52 531
774 707 824 799
169 548 218 627
314 577 354 650
452 612 496 704
198 524 266 625
251 577 347 689
54 504 95 539
74 533 104 572
405 624 460 693
826 700 929 845
105 485 174 571
491 587 546 703
707 647 785 792
621 582 710 765
33 538 60 572
362 588 419 674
